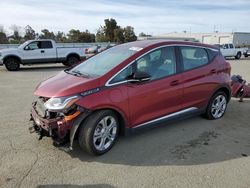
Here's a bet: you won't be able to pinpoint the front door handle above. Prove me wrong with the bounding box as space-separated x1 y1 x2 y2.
41 50 45 53
170 80 179 86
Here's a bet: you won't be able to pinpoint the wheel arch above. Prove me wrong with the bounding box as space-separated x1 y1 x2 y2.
209 84 231 104
3 55 22 64
66 53 80 60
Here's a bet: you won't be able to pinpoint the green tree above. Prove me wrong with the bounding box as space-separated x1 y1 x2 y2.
24 25 36 40
124 26 137 42
55 31 67 42
114 27 124 43
39 29 55 40
96 18 119 42
0 32 8 44
104 18 118 41
67 29 95 42
67 29 81 42
78 30 93 42
96 26 107 42
90 33 96 42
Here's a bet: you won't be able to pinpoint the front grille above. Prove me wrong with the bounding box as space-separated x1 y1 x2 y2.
35 98 47 118
35 97 59 119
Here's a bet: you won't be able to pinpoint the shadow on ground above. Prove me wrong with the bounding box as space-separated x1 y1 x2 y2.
37 184 115 188
63 99 250 166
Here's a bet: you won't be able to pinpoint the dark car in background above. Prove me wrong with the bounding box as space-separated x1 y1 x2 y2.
243 48 250 57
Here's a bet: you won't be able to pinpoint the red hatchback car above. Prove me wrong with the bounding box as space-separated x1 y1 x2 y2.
30 40 231 155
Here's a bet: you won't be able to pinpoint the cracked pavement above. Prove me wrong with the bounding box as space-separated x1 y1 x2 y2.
0 59 250 188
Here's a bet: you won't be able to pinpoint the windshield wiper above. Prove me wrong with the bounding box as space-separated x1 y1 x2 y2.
72 70 90 78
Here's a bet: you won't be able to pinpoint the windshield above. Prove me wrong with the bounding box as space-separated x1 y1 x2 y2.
18 41 32 49
69 45 139 77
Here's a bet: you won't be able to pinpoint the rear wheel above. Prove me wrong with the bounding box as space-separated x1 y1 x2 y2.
4 57 20 71
204 91 228 120
78 110 119 155
63 56 79 67
235 52 241 59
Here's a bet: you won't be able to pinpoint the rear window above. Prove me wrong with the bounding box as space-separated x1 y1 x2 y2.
206 49 219 61
180 46 209 71
41 41 53 49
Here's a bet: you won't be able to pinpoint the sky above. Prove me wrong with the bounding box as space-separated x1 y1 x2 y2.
0 0 250 36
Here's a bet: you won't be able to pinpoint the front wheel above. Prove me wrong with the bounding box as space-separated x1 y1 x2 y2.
204 91 228 120
78 110 119 155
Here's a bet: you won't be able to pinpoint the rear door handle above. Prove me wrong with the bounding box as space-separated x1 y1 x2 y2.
41 50 45 53
210 69 216 74
170 80 179 86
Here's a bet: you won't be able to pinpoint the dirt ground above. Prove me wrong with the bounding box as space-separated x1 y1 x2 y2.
0 58 250 188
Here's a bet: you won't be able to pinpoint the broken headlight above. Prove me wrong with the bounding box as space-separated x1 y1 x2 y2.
44 95 80 111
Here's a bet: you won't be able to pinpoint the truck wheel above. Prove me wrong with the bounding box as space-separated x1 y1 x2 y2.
204 91 228 120
4 57 20 71
78 110 119 155
235 52 241 59
244 54 248 58
63 56 79 67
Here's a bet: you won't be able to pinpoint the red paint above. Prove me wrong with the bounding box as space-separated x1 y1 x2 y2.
34 40 231 129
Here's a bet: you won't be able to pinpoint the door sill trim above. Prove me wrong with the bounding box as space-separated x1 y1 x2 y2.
134 107 198 129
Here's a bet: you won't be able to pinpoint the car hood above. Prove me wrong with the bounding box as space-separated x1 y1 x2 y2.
34 71 100 98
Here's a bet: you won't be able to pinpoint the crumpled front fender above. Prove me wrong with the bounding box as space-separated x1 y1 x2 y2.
69 110 91 150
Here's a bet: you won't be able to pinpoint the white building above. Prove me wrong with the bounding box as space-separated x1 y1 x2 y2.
138 32 250 47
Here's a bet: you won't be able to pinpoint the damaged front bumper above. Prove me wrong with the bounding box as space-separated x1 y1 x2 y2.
30 101 90 150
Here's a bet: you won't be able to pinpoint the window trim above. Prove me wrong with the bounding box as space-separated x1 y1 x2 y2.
105 44 218 87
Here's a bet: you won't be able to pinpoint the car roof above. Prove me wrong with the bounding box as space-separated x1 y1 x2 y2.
119 40 218 50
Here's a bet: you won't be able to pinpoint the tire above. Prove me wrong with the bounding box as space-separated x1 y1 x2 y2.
78 110 119 155
4 57 20 71
204 91 228 120
63 56 79 67
235 52 241 59
244 54 248 58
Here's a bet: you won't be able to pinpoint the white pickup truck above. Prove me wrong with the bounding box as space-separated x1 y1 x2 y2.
218 43 246 60
0 39 86 71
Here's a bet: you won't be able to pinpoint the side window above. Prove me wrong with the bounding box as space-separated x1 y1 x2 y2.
41 41 53 49
109 65 133 84
224 44 229 49
25 41 41 50
137 46 176 80
206 49 219 61
149 50 161 61
229 44 234 49
109 46 177 85
180 46 209 71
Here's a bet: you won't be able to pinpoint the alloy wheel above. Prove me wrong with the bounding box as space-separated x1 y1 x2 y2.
211 95 227 119
93 116 117 151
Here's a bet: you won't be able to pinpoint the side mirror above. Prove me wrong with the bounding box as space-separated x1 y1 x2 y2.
127 71 151 83
24 46 31 50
